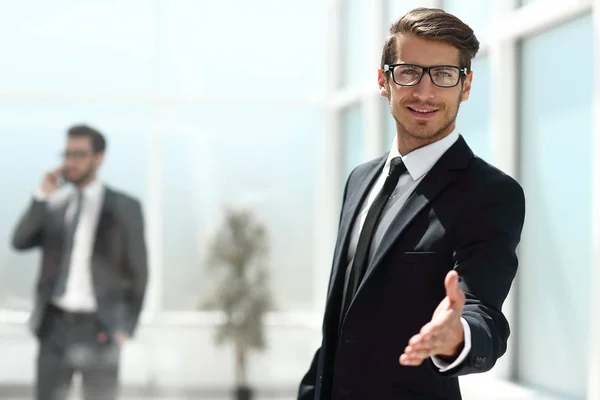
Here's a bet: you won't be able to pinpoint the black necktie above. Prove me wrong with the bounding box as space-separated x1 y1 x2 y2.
53 190 84 297
342 157 407 316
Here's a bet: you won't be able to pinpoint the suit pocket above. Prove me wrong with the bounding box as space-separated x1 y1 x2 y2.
402 251 436 264
400 251 445 299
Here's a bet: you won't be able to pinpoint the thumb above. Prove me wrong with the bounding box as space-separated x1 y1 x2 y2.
445 270 464 306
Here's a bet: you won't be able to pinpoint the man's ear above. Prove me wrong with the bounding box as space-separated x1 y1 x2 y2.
94 152 105 167
460 71 473 102
378 69 390 99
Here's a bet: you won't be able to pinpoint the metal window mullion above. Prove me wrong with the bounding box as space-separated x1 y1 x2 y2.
145 0 164 322
587 1 600 398
313 0 345 317
487 0 519 382
363 0 385 160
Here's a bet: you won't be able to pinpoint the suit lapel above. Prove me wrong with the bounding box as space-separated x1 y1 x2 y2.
54 203 68 233
93 187 115 256
47 196 70 250
354 136 474 298
327 156 387 296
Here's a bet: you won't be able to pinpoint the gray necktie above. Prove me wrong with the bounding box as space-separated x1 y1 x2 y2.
53 190 84 297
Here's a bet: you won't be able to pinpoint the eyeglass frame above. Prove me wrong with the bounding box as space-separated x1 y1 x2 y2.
383 63 469 88
60 150 95 160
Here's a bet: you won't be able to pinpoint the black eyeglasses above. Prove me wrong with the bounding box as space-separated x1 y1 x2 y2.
384 63 468 88
60 150 92 160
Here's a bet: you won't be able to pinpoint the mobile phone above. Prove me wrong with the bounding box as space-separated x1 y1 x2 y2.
57 171 68 187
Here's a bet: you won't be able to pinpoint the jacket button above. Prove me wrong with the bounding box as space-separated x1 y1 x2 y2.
474 356 485 369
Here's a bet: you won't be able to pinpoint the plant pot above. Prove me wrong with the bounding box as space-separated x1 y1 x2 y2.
235 385 253 400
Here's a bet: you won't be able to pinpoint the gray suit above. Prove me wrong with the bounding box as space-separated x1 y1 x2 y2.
12 186 148 399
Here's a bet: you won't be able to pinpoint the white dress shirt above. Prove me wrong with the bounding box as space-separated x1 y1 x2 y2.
344 129 471 372
36 179 105 312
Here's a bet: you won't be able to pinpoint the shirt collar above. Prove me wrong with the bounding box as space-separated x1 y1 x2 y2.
76 178 104 201
385 130 460 181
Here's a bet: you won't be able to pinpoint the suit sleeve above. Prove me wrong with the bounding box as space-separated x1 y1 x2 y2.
436 175 526 377
122 199 149 337
11 199 48 250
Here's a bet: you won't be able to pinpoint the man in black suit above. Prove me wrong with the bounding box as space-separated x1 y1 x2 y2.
11 125 148 400
299 8 526 400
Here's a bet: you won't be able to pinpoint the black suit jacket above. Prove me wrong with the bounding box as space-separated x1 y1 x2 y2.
11 186 148 339
298 136 526 400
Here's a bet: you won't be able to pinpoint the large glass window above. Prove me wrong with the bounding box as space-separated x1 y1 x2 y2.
442 0 493 42
517 14 593 398
0 102 150 310
520 0 542 6
341 0 373 88
386 0 424 27
455 56 491 161
156 0 327 312
0 0 155 98
341 104 366 180
159 0 326 100
0 0 327 316
160 105 323 311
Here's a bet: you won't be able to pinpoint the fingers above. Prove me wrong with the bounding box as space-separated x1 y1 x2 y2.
97 331 128 345
114 332 128 344
46 166 64 180
444 270 465 306
400 324 443 366
400 352 424 366
97 332 108 343
401 341 433 366
44 172 59 186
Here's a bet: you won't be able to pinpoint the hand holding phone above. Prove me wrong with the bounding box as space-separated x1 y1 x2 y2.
40 167 65 194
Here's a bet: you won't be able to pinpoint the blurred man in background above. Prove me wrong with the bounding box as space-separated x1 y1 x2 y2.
11 125 148 400
299 8 526 400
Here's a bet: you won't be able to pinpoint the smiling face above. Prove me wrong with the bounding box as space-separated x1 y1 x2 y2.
378 34 473 155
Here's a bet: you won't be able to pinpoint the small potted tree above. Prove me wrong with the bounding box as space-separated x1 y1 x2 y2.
201 206 273 400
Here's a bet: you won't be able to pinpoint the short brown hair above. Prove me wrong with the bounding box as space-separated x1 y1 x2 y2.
67 124 107 154
380 8 480 73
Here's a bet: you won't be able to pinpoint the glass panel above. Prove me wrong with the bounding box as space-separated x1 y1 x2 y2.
0 0 155 97
341 0 373 88
442 0 493 42
455 55 490 161
159 0 326 100
341 104 366 179
517 14 593 398
0 102 151 310
386 0 425 27
160 105 322 311
520 0 542 6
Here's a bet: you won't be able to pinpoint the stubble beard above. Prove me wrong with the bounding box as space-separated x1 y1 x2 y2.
391 93 462 144
68 165 96 187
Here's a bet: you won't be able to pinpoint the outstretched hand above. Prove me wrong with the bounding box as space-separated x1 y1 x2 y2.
400 270 465 366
